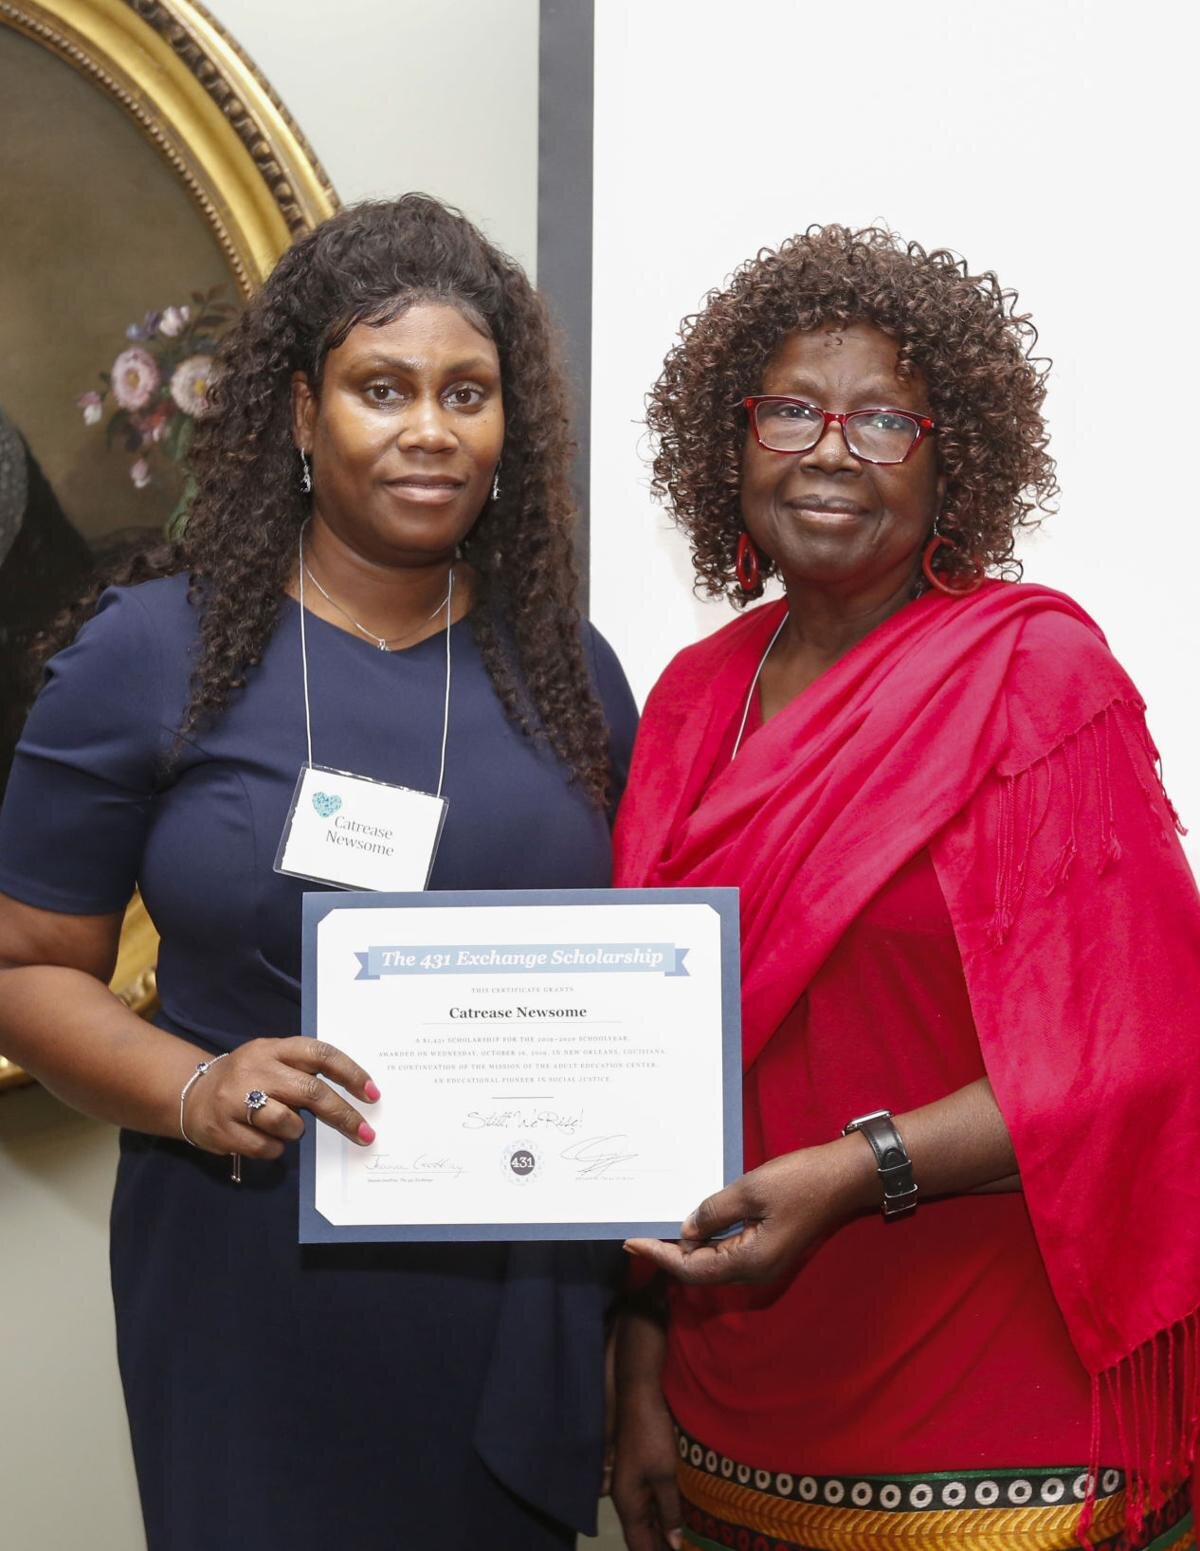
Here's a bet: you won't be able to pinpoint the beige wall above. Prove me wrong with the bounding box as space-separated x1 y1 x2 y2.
0 4 539 1546
0 1088 142 1546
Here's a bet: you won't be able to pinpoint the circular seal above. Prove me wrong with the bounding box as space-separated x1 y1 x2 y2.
500 1140 542 1184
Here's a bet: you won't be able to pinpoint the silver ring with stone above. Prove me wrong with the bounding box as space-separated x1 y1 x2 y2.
245 1089 269 1126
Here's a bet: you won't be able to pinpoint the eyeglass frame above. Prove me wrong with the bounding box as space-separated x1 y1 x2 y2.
742 395 936 466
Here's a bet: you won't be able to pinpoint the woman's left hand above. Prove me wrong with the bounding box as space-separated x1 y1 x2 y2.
624 1138 873 1286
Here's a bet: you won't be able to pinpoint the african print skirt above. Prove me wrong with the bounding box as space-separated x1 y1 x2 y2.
674 1426 1194 1551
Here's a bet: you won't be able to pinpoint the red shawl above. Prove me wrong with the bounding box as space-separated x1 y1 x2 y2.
614 580 1200 1537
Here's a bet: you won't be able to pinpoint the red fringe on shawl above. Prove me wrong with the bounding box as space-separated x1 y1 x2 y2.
983 699 1187 950
1079 1308 1200 1547
981 703 1197 1548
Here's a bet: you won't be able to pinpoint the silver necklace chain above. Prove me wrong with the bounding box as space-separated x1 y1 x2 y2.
297 525 454 798
730 610 789 761
302 561 452 651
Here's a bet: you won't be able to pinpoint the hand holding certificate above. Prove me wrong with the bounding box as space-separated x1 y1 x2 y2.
300 888 741 1241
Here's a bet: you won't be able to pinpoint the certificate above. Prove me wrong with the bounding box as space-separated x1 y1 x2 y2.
299 887 741 1241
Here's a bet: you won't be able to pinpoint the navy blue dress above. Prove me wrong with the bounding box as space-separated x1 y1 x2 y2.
0 575 639 1550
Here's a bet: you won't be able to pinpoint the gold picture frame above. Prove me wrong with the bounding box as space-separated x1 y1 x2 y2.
0 0 339 296
0 0 340 1093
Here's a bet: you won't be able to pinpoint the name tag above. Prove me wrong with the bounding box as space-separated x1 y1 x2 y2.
275 763 447 892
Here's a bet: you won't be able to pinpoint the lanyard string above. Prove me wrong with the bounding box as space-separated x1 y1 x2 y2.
297 524 453 798
298 525 316 770
730 610 788 761
435 568 453 800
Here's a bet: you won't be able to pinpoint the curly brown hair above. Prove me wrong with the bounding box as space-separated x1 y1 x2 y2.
647 224 1057 598
41 195 613 803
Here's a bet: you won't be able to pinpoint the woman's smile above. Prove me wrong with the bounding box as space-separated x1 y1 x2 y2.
783 493 872 528
381 473 468 505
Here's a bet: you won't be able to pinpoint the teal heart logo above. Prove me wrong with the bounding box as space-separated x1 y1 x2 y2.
312 791 342 819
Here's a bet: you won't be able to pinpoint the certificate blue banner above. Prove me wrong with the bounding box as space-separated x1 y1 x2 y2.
353 942 690 978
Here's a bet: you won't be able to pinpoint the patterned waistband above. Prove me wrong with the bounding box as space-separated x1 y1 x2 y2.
674 1426 1193 1551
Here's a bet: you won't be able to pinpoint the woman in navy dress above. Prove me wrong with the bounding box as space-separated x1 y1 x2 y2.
0 195 637 1549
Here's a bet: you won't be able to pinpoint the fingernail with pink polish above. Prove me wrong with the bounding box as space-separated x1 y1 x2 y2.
364 1081 381 1102
357 1122 376 1144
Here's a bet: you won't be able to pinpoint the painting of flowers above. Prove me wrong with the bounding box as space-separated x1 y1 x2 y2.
77 288 238 530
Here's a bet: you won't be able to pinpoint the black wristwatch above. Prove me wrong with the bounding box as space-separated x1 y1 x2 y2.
842 1109 919 1220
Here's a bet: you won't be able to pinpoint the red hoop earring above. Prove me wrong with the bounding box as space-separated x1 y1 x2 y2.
735 532 761 593
922 534 984 596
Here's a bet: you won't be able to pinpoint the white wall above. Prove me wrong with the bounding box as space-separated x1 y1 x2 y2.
0 5 540 1547
589 0 1200 865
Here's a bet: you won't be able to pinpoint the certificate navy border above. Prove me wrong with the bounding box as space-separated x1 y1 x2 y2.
299 886 743 1242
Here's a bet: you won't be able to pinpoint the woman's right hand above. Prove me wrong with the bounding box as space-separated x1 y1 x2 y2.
612 1384 683 1551
617 1389 682 1544
182 1036 380 1159
612 1298 683 1551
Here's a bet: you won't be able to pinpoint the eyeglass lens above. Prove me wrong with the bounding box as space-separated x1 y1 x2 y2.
754 400 921 463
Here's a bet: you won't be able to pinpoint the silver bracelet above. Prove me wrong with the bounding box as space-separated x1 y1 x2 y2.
179 1053 229 1147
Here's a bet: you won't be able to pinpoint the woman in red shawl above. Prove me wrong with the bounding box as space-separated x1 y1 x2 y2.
610 227 1200 1551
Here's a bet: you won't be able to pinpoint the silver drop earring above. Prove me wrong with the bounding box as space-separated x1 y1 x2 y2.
491 470 501 503
299 449 312 495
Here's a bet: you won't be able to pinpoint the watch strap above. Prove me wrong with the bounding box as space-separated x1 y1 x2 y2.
843 1109 918 1220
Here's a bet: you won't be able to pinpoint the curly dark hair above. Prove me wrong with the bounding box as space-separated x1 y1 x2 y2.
647 224 1057 598
41 195 613 803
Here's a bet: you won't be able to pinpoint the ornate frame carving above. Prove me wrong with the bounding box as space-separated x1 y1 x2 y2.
0 0 340 1092
0 0 338 295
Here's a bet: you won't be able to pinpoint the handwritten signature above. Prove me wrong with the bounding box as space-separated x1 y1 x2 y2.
462 1108 583 1134
365 1152 466 1180
559 1134 640 1179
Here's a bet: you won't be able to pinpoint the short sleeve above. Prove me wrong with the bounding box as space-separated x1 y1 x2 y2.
585 623 639 806
0 586 166 914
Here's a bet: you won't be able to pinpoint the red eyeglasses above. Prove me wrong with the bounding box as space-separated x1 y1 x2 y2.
743 396 936 465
